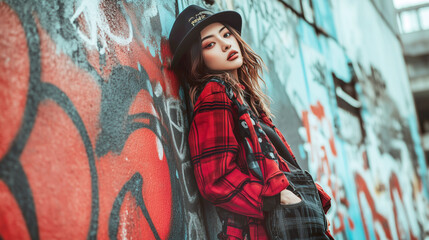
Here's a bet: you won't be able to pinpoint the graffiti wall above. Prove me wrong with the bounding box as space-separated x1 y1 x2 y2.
0 0 208 239
1 0 428 240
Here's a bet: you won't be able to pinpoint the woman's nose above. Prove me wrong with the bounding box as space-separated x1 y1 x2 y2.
222 41 231 51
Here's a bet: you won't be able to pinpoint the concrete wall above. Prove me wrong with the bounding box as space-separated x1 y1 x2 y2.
0 0 428 240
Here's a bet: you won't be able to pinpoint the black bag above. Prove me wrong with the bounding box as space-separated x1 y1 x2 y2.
258 113 329 239
264 166 329 239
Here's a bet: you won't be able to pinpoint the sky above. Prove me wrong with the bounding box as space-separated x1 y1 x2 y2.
393 0 429 8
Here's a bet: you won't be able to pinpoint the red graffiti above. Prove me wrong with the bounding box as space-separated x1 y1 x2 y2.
0 2 30 161
0 2 182 239
309 101 337 157
390 173 418 240
302 110 311 143
355 174 392 240
302 102 336 183
302 101 353 236
0 182 30 240
305 99 422 240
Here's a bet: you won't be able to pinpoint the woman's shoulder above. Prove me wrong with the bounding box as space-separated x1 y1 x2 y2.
194 79 231 106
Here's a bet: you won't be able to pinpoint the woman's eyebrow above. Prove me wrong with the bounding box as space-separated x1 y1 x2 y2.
201 26 227 42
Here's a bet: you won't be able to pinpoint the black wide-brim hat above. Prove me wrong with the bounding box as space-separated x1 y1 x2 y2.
169 5 242 68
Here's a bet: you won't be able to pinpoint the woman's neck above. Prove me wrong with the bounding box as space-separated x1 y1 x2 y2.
231 69 238 81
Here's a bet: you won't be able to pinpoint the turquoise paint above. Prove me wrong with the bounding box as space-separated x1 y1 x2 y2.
317 35 342 128
299 144 307 160
146 78 153 97
297 19 313 105
312 0 338 39
158 4 177 37
326 38 351 82
364 199 377 240
298 18 322 52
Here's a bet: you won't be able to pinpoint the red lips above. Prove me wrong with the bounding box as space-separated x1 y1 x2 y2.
227 50 238 61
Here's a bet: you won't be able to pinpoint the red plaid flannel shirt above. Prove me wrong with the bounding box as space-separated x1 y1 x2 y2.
188 82 332 239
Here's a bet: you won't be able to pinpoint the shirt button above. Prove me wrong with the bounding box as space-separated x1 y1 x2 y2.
269 152 275 158
258 138 262 143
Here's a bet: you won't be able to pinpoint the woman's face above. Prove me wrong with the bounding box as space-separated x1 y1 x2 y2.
200 22 243 73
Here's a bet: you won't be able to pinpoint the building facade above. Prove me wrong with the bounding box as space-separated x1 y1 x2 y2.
396 1 429 170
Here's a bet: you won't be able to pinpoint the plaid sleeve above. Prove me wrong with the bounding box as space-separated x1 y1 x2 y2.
188 87 265 219
315 183 331 213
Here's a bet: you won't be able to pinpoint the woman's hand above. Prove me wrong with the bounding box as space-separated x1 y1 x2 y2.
280 189 302 205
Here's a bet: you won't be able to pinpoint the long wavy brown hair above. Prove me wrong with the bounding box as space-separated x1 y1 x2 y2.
174 24 272 118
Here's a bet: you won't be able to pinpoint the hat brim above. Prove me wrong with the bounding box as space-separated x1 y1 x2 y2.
171 10 242 68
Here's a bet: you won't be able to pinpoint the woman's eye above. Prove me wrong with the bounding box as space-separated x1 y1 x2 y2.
204 42 214 49
224 32 231 38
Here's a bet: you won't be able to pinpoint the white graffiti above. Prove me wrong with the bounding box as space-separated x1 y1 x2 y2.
181 161 198 204
152 104 164 161
234 0 298 59
337 108 362 144
187 211 207 240
70 0 133 54
166 98 186 161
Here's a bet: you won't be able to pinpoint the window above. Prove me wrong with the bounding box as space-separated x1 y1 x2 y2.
400 10 420 33
418 6 429 29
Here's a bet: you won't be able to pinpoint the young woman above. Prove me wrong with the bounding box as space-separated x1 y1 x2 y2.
169 5 334 240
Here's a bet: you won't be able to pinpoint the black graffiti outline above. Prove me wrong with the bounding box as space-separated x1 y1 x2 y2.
108 173 160 240
41 83 100 239
0 12 100 240
95 65 185 239
0 2 98 239
1 2 186 240
0 2 41 239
